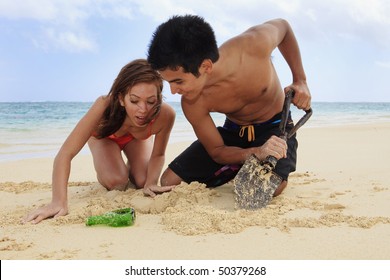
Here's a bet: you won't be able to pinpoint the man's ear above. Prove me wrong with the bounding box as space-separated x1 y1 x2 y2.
200 59 213 73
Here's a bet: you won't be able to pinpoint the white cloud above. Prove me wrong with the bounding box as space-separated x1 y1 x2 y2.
0 0 90 24
375 61 390 69
0 0 56 20
0 0 136 52
38 28 97 52
138 0 390 49
135 0 195 21
1 0 389 51
347 0 389 24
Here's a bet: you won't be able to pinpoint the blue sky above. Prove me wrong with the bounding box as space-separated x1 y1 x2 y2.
1 0 389 102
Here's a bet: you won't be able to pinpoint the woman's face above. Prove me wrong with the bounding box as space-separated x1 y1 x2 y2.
120 82 159 127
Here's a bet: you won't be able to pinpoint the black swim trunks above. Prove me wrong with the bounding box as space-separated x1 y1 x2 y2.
168 111 298 187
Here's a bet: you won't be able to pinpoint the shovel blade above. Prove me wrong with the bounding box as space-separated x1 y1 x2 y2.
234 154 282 210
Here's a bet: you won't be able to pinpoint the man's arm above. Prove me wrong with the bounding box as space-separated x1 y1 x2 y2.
248 19 311 110
183 102 286 165
273 19 311 110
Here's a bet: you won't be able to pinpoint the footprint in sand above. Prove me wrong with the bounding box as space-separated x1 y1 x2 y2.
0 237 32 251
329 191 346 198
324 203 346 210
290 172 326 186
38 249 80 259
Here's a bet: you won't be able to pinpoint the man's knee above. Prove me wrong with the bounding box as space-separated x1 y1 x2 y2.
273 180 288 197
160 168 182 186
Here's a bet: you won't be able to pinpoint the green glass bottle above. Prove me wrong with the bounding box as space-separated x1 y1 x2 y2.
86 208 135 227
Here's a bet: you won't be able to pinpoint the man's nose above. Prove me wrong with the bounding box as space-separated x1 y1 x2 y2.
170 84 179 95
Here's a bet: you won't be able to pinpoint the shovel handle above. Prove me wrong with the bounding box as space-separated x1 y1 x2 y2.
287 108 312 138
262 89 313 170
279 89 294 136
280 89 313 139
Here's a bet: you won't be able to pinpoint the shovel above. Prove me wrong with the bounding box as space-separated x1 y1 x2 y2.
234 89 313 210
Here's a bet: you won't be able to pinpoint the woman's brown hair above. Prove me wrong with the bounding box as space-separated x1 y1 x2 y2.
96 59 163 138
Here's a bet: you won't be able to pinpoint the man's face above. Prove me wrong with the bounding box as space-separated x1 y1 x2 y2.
159 67 203 101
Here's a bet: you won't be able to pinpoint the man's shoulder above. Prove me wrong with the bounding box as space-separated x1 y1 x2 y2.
220 26 271 58
181 97 211 118
182 96 208 110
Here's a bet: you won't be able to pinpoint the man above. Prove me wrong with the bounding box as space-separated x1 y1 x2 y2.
147 15 311 196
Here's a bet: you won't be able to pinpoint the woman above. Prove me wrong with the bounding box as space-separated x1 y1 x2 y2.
24 59 176 224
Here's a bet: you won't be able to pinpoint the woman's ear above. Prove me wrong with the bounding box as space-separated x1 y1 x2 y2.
119 95 125 107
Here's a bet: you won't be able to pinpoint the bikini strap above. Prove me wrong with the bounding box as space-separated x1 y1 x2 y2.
148 118 156 137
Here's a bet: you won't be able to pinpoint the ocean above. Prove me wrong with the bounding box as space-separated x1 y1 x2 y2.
0 101 389 163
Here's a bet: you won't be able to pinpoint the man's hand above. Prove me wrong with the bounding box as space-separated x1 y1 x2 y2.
255 135 287 161
286 82 311 111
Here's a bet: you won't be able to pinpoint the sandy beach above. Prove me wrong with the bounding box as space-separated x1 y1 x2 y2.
1 123 390 260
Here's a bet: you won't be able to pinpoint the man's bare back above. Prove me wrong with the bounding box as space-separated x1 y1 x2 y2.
190 42 285 125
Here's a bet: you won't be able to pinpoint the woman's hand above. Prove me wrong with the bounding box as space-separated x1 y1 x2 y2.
143 185 175 198
23 202 68 224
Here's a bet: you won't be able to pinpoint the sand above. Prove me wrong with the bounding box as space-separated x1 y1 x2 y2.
1 123 390 260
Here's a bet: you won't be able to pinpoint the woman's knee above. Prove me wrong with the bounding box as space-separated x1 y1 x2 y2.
130 174 146 189
99 173 129 191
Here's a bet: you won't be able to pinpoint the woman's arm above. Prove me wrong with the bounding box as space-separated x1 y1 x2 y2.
143 103 176 197
23 96 109 223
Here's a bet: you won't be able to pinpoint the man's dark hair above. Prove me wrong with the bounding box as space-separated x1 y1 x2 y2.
147 14 219 77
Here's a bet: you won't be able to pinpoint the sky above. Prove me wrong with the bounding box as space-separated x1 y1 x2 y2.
0 0 389 103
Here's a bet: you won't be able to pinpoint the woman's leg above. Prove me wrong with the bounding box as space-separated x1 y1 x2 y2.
88 137 129 191
123 137 153 188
